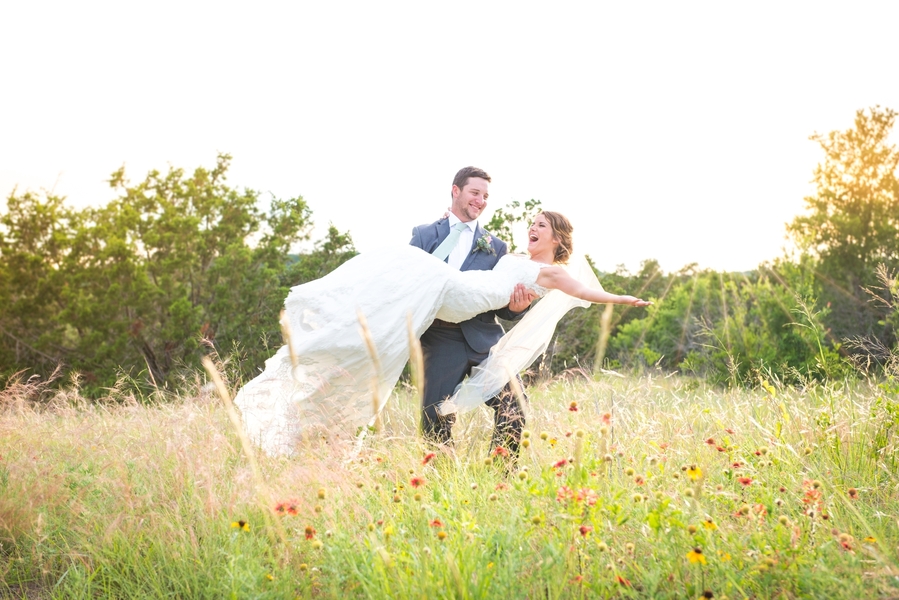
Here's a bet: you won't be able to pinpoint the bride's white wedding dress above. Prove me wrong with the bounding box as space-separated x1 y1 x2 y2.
233 245 601 456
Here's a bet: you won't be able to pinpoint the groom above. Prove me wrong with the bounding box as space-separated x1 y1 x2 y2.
410 166 535 455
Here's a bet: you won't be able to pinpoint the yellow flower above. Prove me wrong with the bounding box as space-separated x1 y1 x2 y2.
864 536 877 543
687 465 703 481
687 547 707 565
702 518 718 531
231 520 250 531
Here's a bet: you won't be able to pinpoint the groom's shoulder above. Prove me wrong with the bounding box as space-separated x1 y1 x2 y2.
412 218 446 235
481 227 509 252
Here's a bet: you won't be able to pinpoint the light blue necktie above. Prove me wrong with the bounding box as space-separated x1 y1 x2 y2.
432 222 469 261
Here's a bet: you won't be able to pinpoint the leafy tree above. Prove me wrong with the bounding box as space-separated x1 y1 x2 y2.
788 106 899 347
485 199 543 252
0 155 326 392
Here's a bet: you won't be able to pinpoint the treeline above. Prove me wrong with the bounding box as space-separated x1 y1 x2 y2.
551 107 899 385
1 108 897 395
0 155 357 393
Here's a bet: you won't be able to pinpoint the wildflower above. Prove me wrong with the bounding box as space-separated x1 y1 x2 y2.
410 477 425 488
632 493 644 503
687 547 707 565
703 518 718 531
732 462 742 469
569 401 578 412
758 446 769 455
577 488 599 506
414 493 422 502
684 488 695 498
231 520 250 531
392 494 402 503
549 438 558 447
811 480 822 489
274 501 299 516
314 504 322 513
575 429 585 438
579 525 593 537
603 454 613 462
599 425 609 435
422 452 436 465
540 431 549 440
492 446 510 458
317 487 326 500
705 438 715 445
687 465 702 481
553 458 568 468
304 526 316 540
725 428 734 434
437 531 447 540
299 563 308 571
597 541 609 552
517 470 528 481
429 519 443 528
848 487 858 499
778 515 790 526
687 524 698 534
522 430 531 438
634 475 645 485
556 486 573 502
489 493 498 501
470 483 478 490
616 575 631 587
625 542 635 554
521 439 531 448
311 539 323 550
716 446 726 452
625 467 635 476
737 477 752 487
864 536 877 543
602 413 612 424
701 590 714 599
531 515 543 525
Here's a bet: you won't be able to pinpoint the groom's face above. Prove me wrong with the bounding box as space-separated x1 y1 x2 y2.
450 177 489 222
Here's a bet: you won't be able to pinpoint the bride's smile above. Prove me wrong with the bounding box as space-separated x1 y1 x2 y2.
527 214 559 262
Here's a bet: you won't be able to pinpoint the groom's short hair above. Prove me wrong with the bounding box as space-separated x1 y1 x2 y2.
452 166 491 191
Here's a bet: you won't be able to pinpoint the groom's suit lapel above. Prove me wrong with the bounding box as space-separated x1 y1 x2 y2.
459 223 485 271
430 219 451 254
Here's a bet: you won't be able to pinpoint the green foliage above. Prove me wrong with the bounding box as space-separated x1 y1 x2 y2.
788 106 899 348
0 155 356 393
485 198 543 252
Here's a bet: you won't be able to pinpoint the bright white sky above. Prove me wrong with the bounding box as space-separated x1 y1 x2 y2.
2 1 898 272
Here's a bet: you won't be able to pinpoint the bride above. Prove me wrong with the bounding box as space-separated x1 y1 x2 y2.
234 211 650 456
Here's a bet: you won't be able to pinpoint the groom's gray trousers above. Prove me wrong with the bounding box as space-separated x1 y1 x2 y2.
420 323 525 454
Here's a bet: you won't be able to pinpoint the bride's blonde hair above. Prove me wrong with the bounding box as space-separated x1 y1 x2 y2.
539 211 573 264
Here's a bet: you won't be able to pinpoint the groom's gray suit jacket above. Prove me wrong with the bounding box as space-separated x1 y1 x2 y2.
410 218 521 354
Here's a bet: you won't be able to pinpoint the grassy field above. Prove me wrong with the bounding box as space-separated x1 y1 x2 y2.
1 369 898 599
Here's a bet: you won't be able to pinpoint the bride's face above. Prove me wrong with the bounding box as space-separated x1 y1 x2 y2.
527 214 559 256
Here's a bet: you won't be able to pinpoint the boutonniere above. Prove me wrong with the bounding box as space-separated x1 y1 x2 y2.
472 233 496 256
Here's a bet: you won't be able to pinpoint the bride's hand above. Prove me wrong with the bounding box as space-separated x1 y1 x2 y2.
628 296 652 307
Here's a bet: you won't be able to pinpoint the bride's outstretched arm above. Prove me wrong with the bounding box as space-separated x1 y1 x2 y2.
536 266 652 307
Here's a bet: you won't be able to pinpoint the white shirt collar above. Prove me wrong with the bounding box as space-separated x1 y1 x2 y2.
447 212 478 232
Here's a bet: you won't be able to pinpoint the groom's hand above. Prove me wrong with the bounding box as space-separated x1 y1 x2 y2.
508 284 538 313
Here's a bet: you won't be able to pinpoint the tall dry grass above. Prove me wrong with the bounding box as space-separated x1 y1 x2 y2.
1 368 898 598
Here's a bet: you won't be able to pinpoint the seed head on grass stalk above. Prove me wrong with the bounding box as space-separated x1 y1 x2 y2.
201 356 292 565
357 310 382 434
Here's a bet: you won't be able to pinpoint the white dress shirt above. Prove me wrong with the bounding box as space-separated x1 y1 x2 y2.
445 213 477 270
